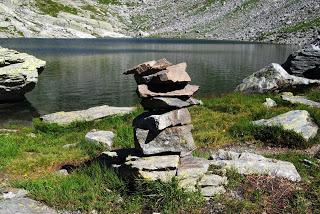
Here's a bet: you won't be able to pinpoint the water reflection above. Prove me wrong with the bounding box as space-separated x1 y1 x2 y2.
0 38 296 120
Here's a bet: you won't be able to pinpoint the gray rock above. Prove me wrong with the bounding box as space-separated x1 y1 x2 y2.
263 98 277 108
85 130 114 149
235 63 320 94
137 84 199 98
198 174 228 187
281 92 320 108
210 150 301 182
252 110 318 141
200 186 226 197
124 155 179 182
134 125 196 156
124 58 172 76
133 108 191 131
141 97 202 110
41 105 135 125
56 169 69 176
0 47 46 101
282 38 320 79
134 63 191 84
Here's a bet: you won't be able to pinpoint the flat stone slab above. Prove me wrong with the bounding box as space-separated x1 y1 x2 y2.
41 105 135 125
210 150 301 182
177 156 209 179
124 58 172 76
235 63 320 93
85 130 114 149
137 84 199 98
124 155 179 182
133 108 191 131
141 97 202 110
135 63 191 84
134 125 196 156
0 47 46 101
252 110 318 141
0 189 57 214
281 92 320 108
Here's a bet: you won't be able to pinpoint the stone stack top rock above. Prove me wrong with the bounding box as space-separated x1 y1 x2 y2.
123 58 172 76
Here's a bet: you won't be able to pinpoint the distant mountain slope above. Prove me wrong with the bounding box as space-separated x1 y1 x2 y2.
0 0 319 44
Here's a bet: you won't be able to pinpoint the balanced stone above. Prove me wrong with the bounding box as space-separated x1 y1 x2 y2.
137 84 199 98
133 108 191 131
134 63 191 85
124 58 172 76
134 125 196 156
141 97 202 110
252 110 318 141
0 47 46 101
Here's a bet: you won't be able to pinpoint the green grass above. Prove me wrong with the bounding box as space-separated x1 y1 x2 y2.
35 0 78 17
279 16 320 33
98 0 120 5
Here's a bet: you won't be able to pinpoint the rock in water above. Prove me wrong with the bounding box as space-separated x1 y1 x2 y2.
0 47 46 101
41 105 135 125
141 97 202 111
281 92 320 108
235 63 320 93
252 110 318 141
134 125 196 156
134 63 191 85
137 84 199 97
133 108 192 131
282 37 320 79
210 150 301 182
85 130 114 150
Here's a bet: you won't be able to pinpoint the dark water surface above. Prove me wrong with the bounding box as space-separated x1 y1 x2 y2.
0 38 296 124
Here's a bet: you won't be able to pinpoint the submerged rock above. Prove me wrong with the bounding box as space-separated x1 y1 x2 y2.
41 105 135 125
235 63 320 93
282 37 320 79
210 150 301 182
0 47 46 101
252 110 318 141
85 130 114 149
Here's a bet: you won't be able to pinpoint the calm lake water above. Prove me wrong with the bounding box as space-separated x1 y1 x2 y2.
0 38 296 124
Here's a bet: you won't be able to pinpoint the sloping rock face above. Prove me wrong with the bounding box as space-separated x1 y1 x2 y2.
282 38 320 79
210 150 301 182
0 47 46 101
235 63 320 93
41 105 135 125
252 110 318 141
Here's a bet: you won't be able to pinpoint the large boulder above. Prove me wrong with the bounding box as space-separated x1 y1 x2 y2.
133 108 191 131
0 47 46 101
252 110 318 141
134 125 196 156
210 150 301 182
235 63 320 93
282 37 320 79
41 105 135 125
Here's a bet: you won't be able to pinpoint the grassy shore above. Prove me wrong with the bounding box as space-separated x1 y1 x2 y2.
1 90 320 213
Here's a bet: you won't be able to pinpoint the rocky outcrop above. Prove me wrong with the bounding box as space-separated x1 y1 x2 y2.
41 105 135 125
0 47 46 101
281 92 320 108
252 110 318 141
235 63 320 94
210 150 301 182
282 37 320 79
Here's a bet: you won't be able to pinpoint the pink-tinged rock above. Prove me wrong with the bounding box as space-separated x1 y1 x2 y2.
135 63 191 84
141 97 202 111
137 84 199 98
124 58 172 76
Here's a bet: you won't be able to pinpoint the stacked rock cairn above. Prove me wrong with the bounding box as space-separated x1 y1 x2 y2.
123 59 228 197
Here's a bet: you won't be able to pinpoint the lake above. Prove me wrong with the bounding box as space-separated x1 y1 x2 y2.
0 38 296 125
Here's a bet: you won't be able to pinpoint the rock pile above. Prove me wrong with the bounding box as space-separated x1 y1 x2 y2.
124 59 201 157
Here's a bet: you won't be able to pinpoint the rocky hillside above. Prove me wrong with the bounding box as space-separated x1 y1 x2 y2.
0 0 319 44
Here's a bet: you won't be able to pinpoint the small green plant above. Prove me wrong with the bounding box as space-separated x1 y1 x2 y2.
35 0 78 17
